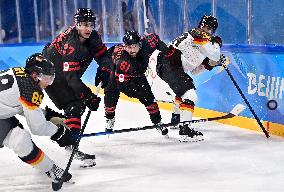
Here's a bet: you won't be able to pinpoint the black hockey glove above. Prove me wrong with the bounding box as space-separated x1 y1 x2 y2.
83 94 101 111
95 66 112 88
211 36 222 47
64 101 86 118
203 54 227 71
44 106 66 121
51 124 77 147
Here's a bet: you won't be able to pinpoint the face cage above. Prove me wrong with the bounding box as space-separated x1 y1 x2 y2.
37 73 55 85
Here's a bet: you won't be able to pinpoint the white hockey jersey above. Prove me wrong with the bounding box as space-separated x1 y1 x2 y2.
0 68 57 136
169 29 221 75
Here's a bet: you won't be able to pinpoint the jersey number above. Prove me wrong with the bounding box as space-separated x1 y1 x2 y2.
31 92 43 105
119 61 130 72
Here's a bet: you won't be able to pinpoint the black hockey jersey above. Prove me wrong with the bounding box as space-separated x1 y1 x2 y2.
108 33 168 81
43 26 109 97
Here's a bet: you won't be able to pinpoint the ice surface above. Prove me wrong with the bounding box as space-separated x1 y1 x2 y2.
0 95 284 192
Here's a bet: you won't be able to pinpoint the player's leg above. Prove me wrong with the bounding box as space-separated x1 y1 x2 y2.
1 117 72 182
157 53 203 141
46 80 96 167
133 77 168 136
104 80 120 132
178 89 203 142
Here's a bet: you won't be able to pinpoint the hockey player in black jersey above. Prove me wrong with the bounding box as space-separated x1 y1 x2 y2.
0 54 74 183
103 31 169 136
42 8 111 167
148 15 225 142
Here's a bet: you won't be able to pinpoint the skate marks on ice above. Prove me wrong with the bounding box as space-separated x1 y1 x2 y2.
1 99 284 191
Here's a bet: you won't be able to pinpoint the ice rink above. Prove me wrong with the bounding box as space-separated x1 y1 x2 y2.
0 96 284 192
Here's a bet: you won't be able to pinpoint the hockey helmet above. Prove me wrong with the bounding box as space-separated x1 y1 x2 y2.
123 31 141 45
25 53 55 76
199 15 218 33
74 8 96 23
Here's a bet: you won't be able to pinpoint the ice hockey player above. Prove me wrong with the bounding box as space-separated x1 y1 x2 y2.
42 8 111 167
103 30 169 136
149 15 226 142
0 53 75 183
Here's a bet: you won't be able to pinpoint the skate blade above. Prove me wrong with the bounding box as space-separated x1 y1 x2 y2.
179 135 204 142
66 179 75 184
80 163 96 168
80 159 96 168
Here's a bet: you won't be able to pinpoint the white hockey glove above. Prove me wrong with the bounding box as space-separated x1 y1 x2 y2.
208 54 227 67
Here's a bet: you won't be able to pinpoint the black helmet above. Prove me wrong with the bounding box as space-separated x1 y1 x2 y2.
199 15 218 33
25 53 55 76
74 8 96 23
123 31 141 45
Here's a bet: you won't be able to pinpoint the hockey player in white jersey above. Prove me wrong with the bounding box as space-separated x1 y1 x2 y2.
147 15 226 142
0 53 76 183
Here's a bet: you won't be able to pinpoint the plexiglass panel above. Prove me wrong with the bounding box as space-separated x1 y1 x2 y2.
0 0 283 45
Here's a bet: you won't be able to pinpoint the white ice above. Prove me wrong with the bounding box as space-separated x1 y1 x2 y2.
0 95 284 192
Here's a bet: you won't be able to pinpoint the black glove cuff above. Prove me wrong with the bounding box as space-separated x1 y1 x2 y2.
51 124 65 141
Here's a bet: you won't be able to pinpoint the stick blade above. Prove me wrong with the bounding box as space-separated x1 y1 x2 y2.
230 104 246 116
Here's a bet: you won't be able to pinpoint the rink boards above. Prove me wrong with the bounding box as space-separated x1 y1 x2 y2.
0 43 283 137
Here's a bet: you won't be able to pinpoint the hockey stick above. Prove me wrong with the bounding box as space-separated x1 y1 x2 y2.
78 104 246 138
52 83 102 191
223 60 270 138
154 92 175 103
143 0 150 34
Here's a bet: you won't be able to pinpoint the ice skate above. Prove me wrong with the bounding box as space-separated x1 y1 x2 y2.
65 146 96 168
155 122 169 138
179 124 203 142
105 118 115 132
46 164 72 183
170 113 180 129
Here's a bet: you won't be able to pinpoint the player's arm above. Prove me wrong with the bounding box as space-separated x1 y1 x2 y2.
91 31 109 66
91 31 114 88
145 33 169 53
22 105 57 136
23 105 77 147
199 34 222 62
169 31 194 53
193 53 226 75
95 45 117 88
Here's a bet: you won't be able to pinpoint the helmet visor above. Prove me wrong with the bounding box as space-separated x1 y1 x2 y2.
37 73 55 85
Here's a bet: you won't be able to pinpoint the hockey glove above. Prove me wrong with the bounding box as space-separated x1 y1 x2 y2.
44 106 66 120
95 66 112 88
51 124 76 147
211 36 222 47
217 54 227 66
204 54 227 71
84 94 101 111
64 101 86 117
